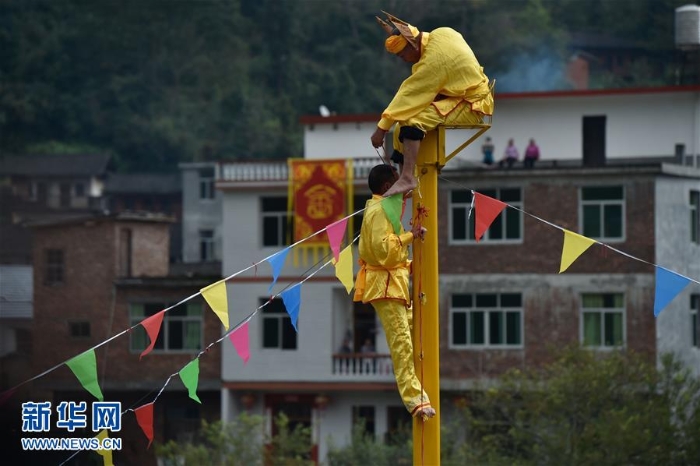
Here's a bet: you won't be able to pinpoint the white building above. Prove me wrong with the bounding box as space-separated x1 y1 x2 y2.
218 86 700 463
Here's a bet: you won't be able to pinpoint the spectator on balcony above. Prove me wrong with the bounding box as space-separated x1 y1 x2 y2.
524 138 540 168
354 164 435 420
498 138 519 169
339 338 352 354
481 136 495 166
361 338 376 354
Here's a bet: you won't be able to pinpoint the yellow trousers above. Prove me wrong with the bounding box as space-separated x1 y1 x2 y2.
372 299 431 416
392 96 491 153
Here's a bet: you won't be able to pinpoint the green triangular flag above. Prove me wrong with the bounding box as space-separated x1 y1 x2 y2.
381 194 403 234
66 350 104 401
179 359 202 404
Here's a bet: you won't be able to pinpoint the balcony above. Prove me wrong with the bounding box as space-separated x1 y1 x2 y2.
331 353 394 381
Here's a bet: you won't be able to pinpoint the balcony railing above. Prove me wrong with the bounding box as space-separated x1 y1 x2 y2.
331 353 394 378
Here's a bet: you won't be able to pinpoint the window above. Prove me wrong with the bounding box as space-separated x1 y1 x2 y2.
352 406 375 435
37 182 47 204
261 197 290 247
581 293 624 348
45 249 64 285
69 321 90 339
450 189 522 243
199 167 215 200
261 297 297 350
385 406 410 445
199 229 215 261
59 183 71 207
74 183 85 198
580 186 624 240
450 293 523 348
691 191 699 244
692 295 699 348
129 302 203 353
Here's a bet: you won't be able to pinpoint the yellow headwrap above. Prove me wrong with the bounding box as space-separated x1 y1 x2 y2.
384 25 419 54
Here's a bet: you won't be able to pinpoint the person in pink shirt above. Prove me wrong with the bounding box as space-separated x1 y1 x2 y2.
524 138 540 168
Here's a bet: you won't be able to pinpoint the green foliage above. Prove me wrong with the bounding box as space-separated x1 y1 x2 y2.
155 412 313 466
326 419 412 466
456 347 700 466
1 1 691 171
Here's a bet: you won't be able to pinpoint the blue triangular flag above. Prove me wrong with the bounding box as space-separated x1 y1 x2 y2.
653 266 690 317
280 283 302 332
267 248 290 292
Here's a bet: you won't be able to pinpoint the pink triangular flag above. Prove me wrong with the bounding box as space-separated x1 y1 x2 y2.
474 192 507 242
229 322 250 365
134 403 154 448
326 218 348 262
139 310 166 359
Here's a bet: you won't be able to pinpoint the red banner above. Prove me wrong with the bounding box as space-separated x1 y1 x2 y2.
289 160 348 245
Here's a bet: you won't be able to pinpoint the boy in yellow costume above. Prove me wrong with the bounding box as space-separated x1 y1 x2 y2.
353 164 435 419
371 12 494 197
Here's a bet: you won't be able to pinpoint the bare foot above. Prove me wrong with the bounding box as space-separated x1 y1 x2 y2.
416 406 436 420
384 174 417 197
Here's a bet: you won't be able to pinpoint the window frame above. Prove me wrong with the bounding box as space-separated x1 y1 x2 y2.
45 248 64 285
690 190 699 245
129 302 204 354
261 196 291 248
199 167 216 201
261 297 297 350
579 186 626 242
691 294 699 349
199 229 215 262
449 293 524 349
448 188 524 245
68 321 91 339
579 293 626 349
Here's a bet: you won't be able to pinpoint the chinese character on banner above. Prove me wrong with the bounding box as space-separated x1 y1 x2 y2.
21 401 52 432
289 159 352 250
92 402 122 432
56 401 88 432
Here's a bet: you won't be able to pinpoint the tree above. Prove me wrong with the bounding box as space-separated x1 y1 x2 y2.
155 412 312 466
454 347 700 465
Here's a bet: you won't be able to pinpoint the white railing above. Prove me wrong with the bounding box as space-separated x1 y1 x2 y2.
331 353 394 377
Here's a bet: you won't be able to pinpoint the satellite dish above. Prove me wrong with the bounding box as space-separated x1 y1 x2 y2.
319 105 331 117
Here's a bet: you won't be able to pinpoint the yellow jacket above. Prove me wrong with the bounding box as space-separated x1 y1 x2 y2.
378 28 493 131
353 195 413 305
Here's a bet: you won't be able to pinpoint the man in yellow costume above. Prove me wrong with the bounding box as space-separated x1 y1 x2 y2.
372 12 494 197
354 164 435 419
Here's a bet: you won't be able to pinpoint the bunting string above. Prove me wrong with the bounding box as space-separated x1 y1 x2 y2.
4 171 696 466
437 175 700 286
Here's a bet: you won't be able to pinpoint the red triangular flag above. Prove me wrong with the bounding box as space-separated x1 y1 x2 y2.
474 192 507 242
134 403 154 448
229 322 250 365
140 310 166 359
326 218 348 262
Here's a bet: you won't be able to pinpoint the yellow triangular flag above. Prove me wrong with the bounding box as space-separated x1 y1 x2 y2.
95 429 114 466
201 280 229 329
333 245 354 294
559 230 596 273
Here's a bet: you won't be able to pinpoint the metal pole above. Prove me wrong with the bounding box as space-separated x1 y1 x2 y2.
412 130 441 466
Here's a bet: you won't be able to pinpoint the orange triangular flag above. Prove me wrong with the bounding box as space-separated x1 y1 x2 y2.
474 192 507 242
201 281 229 329
559 230 596 273
139 310 165 359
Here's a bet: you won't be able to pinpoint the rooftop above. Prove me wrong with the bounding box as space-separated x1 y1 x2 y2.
104 172 181 194
0 153 112 177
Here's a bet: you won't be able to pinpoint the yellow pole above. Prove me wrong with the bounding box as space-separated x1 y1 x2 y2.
412 130 441 466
